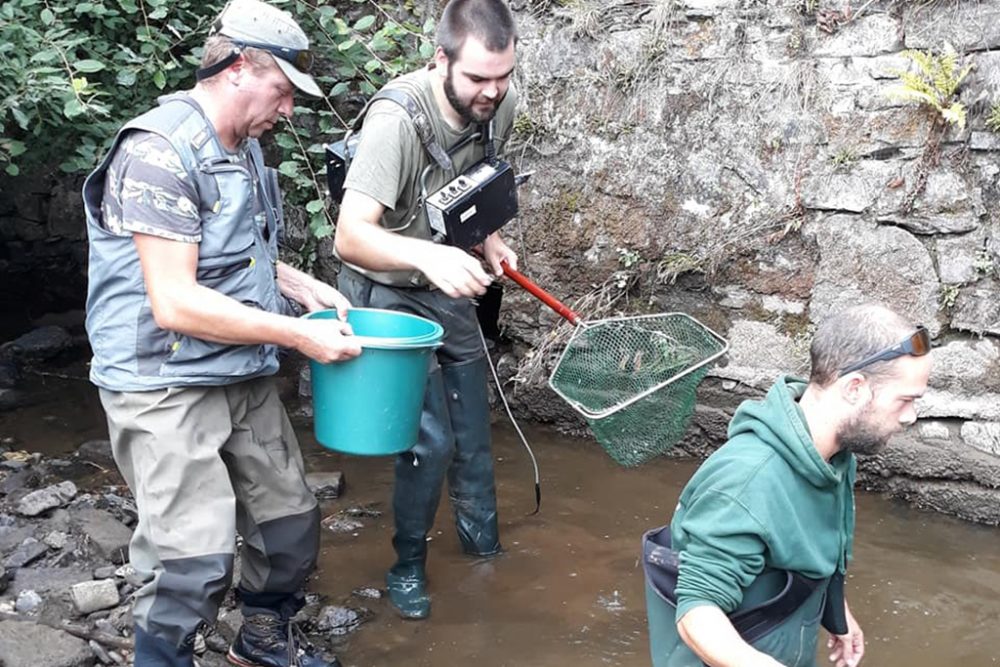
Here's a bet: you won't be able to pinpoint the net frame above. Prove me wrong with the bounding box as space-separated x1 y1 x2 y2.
547 312 729 420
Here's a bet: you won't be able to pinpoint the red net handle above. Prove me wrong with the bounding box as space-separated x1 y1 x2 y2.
501 261 582 326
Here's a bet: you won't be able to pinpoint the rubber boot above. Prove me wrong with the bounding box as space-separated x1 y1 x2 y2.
442 358 502 558
387 368 455 620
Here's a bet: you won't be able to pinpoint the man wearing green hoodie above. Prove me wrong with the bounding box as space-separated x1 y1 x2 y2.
647 304 932 667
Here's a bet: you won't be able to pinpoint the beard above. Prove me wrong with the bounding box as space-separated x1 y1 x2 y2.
837 403 893 455
444 64 502 124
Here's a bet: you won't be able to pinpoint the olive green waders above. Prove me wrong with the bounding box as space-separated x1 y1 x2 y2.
100 377 320 666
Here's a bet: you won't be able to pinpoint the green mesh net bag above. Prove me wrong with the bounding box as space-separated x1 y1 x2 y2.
548 313 728 467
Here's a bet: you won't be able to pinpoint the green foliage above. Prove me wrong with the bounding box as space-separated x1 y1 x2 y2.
0 0 434 266
939 284 959 310
986 100 1000 133
0 0 215 174
828 147 857 172
885 44 974 128
973 246 995 277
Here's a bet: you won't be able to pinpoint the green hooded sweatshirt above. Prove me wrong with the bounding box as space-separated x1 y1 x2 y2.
671 375 856 624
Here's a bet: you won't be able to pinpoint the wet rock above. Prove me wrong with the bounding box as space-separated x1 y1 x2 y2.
0 357 20 389
0 520 33 556
4 537 49 568
105 604 132 634
351 587 382 600
16 589 43 613
323 516 364 534
202 625 230 653
341 504 382 518
70 508 132 564
0 387 29 411
10 566 93 597
15 480 78 517
306 472 344 500
314 605 370 636
71 579 120 615
88 639 112 666
43 530 69 550
961 422 1000 457
0 467 40 496
0 618 93 667
3 325 73 362
75 440 114 467
216 607 244 642
115 563 142 587
93 565 117 579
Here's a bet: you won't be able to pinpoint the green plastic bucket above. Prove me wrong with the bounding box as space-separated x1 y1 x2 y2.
307 308 443 456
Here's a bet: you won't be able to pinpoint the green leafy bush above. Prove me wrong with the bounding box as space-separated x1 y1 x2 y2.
0 0 433 262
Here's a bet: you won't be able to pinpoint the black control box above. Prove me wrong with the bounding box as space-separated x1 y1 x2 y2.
424 159 518 250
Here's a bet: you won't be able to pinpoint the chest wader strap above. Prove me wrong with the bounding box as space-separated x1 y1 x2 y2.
642 525 825 645
347 88 453 172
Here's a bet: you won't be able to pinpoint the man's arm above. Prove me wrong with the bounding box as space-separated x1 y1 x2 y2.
827 600 864 667
334 188 493 298
276 260 351 319
677 606 784 667
134 234 360 363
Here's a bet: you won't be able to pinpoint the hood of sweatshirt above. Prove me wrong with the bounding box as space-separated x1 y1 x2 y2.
727 375 853 488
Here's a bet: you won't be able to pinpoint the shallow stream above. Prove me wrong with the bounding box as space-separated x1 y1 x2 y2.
2 370 997 666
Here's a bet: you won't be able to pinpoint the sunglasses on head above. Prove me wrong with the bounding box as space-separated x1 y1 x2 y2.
232 40 314 73
838 325 931 377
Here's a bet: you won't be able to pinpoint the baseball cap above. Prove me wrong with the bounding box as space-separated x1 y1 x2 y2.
211 0 322 97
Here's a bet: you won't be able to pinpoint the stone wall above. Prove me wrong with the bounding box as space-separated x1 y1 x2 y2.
0 168 87 325
498 0 1000 524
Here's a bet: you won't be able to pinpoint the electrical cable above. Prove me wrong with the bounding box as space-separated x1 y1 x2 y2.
477 323 541 515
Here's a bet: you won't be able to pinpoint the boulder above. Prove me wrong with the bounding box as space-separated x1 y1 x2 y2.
3 325 73 362
4 537 49 569
15 481 77 517
0 619 94 667
804 215 941 336
70 508 132 564
74 440 114 467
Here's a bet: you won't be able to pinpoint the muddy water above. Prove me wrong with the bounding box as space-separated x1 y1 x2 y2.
306 424 1000 667
2 374 998 666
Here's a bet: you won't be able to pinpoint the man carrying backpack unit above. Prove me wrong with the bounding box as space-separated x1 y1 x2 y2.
334 0 519 621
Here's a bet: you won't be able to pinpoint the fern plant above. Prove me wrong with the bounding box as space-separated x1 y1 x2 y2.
987 100 1000 133
885 44 974 128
